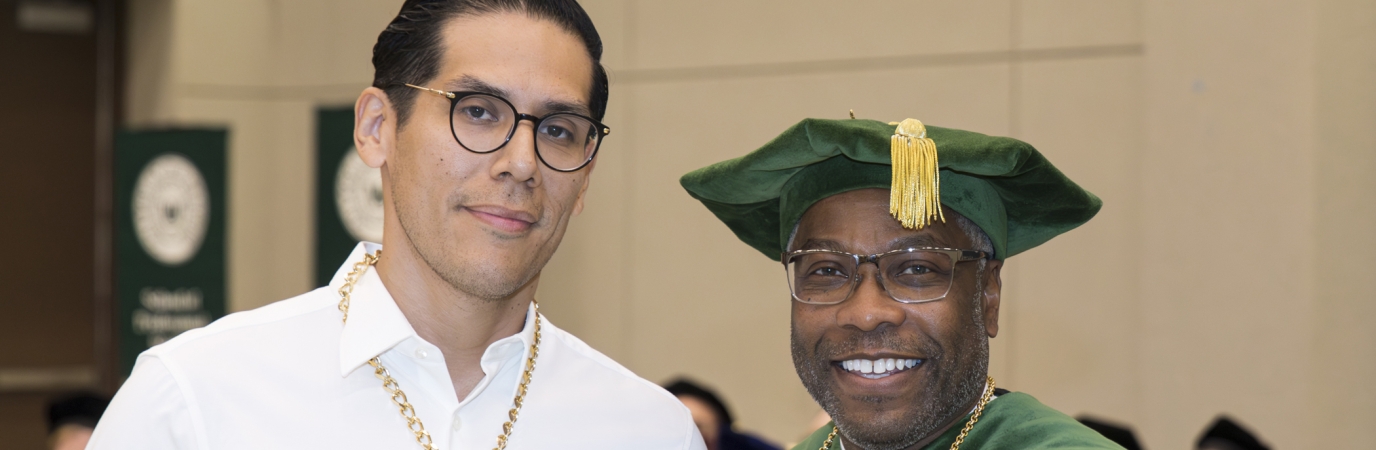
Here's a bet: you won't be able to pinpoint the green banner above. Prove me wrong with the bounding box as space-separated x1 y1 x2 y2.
316 107 383 286
114 129 227 376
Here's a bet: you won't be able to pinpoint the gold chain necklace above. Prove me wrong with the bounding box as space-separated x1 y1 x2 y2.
818 376 996 450
338 250 542 450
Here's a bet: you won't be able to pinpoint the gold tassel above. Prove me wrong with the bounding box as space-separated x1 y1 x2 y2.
889 119 944 229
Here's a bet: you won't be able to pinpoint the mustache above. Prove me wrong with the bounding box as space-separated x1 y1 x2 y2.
809 326 938 361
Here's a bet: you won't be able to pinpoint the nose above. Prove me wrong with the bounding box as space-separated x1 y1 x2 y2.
489 118 542 187
835 264 906 332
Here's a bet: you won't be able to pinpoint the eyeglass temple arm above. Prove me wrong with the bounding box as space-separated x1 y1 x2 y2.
403 83 456 99
959 250 991 261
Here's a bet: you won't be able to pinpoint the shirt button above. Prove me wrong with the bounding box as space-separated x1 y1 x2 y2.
414 348 428 359
451 416 462 431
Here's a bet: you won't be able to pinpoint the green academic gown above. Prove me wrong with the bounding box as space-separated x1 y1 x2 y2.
792 392 1122 450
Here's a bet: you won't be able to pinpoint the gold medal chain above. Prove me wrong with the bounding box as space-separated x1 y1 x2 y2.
819 376 996 450
339 250 542 450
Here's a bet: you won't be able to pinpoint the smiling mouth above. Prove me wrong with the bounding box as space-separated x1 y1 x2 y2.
463 205 538 233
836 358 923 379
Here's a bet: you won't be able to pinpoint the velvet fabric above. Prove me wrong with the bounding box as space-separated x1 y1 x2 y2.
680 118 1102 260
790 392 1124 450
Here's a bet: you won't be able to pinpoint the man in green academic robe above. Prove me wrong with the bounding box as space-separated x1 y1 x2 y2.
681 117 1123 450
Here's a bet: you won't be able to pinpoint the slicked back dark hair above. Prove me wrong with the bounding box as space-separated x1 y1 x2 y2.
372 0 609 128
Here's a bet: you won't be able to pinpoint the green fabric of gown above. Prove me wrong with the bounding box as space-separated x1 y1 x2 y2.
792 392 1122 450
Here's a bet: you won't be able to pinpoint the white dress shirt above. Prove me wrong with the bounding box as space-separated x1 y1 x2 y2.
88 242 706 450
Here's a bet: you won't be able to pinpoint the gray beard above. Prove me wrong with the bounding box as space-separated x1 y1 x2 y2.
792 272 990 450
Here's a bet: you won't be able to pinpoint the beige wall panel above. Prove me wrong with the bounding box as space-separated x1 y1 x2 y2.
1017 0 1140 49
1311 0 1376 447
271 0 397 90
614 64 1009 443
170 98 317 312
168 0 274 86
626 0 1011 70
125 0 176 125
577 0 629 71
1141 1 1316 448
1008 56 1141 425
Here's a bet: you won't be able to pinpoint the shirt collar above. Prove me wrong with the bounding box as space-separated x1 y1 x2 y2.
333 242 542 377
335 242 414 377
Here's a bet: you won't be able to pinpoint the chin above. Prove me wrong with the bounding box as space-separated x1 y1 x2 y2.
447 257 539 300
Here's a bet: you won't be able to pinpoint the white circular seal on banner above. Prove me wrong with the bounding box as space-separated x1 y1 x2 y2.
335 148 384 243
132 153 210 267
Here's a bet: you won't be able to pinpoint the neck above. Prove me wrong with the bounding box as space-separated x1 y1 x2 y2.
839 390 985 450
373 238 536 401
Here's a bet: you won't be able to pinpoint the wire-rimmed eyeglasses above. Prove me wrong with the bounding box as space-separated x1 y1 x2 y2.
403 83 611 172
782 247 990 305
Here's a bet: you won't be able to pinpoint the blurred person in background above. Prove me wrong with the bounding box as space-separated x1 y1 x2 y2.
45 392 108 450
87 1 704 449
1195 416 1270 450
1077 416 1144 450
665 378 783 450
681 117 1121 449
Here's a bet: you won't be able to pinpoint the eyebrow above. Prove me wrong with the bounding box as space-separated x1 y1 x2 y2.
796 239 846 251
794 235 945 253
442 75 593 117
888 235 945 249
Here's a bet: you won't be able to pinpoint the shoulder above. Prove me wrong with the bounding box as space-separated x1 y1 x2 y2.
535 317 703 448
961 392 1122 449
540 318 687 407
791 424 835 450
147 287 339 354
137 287 343 379
540 317 683 406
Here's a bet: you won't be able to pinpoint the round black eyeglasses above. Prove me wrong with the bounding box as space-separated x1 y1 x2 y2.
403 83 610 172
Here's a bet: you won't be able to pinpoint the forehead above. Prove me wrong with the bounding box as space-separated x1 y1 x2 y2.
434 12 593 111
793 189 970 254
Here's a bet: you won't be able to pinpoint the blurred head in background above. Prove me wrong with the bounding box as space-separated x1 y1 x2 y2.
666 379 733 450
46 392 108 450
665 378 782 450
1196 416 1270 450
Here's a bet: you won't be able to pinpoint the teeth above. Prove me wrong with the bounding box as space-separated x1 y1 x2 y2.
839 358 922 377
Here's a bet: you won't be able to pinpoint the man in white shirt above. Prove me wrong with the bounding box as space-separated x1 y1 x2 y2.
88 1 706 449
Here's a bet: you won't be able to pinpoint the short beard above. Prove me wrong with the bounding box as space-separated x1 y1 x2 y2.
393 190 549 302
407 227 543 301
791 264 990 450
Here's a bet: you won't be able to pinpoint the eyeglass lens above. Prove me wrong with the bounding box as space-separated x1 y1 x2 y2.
785 250 959 304
450 94 601 171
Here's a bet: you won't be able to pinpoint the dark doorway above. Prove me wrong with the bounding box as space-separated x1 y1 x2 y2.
0 0 121 448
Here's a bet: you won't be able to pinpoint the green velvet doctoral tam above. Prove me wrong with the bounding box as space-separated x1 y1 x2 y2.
792 392 1123 450
680 119 1102 260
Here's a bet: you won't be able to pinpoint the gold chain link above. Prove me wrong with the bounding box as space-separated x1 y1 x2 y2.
340 250 543 450
948 376 996 450
494 299 540 450
818 425 839 450
368 357 439 450
818 376 996 450
337 250 380 323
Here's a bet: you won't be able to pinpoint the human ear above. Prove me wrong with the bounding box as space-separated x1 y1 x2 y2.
354 87 395 169
982 259 1003 338
570 158 596 217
